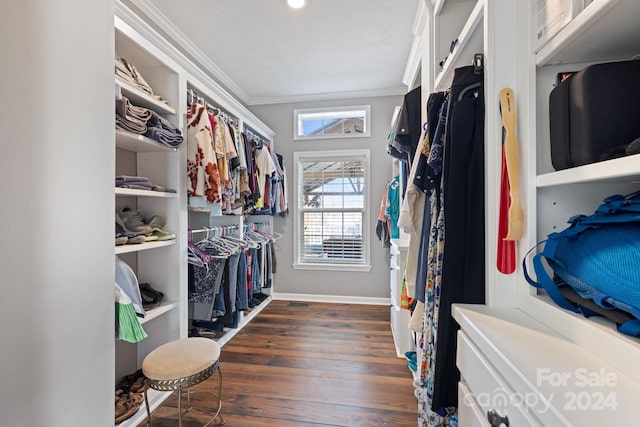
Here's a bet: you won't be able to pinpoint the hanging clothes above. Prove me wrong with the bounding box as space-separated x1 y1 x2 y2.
188 257 226 321
187 103 221 203
385 175 401 239
417 94 450 426
432 65 485 412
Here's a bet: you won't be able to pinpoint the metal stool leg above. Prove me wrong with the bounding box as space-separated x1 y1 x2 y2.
216 366 225 425
178 387 183 427
144 382 152 427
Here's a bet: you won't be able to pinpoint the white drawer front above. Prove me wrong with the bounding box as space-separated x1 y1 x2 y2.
459 381 490 427
457 331 543 426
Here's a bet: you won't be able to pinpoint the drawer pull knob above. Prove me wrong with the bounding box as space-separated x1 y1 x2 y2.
487 409 509 426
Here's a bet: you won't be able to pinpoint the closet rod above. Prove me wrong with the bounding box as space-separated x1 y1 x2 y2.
243 124 268 146
189 225 239 236
187 88 239 126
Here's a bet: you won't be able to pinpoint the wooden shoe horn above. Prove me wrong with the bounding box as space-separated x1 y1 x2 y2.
499 88 524 241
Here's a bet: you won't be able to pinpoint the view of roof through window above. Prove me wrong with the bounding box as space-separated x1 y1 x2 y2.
295 106 370 139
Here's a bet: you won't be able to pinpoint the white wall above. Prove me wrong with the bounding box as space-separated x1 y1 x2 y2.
0 0 115 425
250 96 402 301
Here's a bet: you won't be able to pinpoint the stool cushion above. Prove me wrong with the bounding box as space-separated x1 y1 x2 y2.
142 337 221 381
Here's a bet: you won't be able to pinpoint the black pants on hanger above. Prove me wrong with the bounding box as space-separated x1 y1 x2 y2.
432 65 485 411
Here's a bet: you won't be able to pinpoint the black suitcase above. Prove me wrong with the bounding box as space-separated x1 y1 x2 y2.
549 59 640 170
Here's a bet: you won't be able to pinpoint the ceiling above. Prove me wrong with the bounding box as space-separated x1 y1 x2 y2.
124 0 424 105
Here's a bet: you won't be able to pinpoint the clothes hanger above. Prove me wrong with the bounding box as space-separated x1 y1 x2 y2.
198 229 234 258
187 230 211 266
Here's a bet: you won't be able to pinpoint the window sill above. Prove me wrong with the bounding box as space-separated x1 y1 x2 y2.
293 262 372 273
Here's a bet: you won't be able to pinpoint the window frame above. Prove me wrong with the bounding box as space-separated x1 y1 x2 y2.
293 149 371 272
293 105 371 141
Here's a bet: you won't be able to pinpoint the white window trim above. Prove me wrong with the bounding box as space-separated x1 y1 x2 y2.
293 105 371 140
293 149 371 272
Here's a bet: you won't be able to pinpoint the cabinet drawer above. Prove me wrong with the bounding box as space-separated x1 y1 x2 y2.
390 306 414 356
457 331 543 426
458 381 490 427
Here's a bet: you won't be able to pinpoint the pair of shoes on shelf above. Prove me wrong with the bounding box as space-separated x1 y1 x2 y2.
139 283 164 309
115 208 176 245
146 215 176 241
115 222 146 245
117 208 152 235
115 391 143 424
117 369 146 394
115 369 146 424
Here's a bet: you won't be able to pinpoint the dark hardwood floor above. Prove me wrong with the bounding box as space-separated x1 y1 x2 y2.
143 300 417 426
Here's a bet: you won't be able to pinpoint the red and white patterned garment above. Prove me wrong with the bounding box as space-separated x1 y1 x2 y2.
187 103 221 203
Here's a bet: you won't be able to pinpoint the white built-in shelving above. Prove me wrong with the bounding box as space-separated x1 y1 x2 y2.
113 2 277 425
424 0 640 424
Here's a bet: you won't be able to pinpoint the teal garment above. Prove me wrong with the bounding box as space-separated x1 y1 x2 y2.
385 175 401 239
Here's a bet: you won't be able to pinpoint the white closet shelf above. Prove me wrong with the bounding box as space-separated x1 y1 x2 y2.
115 76 176 115
117 388 171 427
115 240 176 255
139 301 178 325
536 0 640 66
115 130 177 153
434 0 484 92
537 153 640 187
115 187 178 198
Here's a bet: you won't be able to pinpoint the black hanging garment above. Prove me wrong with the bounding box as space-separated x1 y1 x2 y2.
432 65 485 411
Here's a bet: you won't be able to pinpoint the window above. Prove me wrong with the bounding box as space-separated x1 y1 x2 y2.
293 150 371 271
294 105 371 140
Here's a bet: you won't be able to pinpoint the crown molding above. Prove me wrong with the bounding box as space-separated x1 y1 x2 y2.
126 0 250 104
115 1 274 138
402 0 428 87
248 86 407 106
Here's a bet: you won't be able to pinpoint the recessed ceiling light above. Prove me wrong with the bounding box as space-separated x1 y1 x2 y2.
287 0 307 9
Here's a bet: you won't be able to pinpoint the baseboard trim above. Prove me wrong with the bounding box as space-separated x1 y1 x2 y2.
271 292 390 306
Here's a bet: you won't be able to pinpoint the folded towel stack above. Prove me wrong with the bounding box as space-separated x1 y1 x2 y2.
115 175 177 193
144 110 184 148
116 96 151 135
115 97 184 149
115 55 168 105
115 175 153 191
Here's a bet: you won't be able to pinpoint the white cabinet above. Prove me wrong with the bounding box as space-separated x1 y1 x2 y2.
454 304 640 426
389 239 414 358
422 0 640 424
523 0 640 382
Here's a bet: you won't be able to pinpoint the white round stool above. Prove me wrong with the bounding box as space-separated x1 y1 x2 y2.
142 337 224 426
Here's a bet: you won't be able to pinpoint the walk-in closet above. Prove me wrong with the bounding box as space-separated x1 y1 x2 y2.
3 0 640 426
